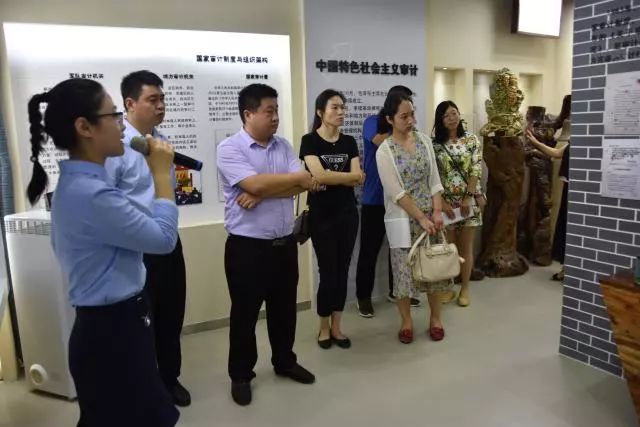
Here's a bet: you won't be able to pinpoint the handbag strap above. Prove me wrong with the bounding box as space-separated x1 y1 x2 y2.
440 142 469 183
408 231 428 262
408 230 449 262
441 145 484 201
295 158 307 216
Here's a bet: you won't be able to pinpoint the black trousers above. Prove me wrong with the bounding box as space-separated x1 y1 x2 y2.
69 294 179 427
355 205 393 300
225 234 299 382
143 236 186 386
310 208 359 317
552 183 568 264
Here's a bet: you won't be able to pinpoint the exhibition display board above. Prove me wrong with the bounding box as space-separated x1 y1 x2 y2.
3 22 293 226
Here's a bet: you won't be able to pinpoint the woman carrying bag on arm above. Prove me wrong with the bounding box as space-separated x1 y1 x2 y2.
376 92 451 344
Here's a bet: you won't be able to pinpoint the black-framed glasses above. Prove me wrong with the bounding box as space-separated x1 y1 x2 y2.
94 111 124 126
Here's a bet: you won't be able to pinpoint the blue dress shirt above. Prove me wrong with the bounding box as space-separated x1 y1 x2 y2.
51 160 178 306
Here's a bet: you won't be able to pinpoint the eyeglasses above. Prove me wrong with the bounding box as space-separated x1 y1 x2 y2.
94 112 124 126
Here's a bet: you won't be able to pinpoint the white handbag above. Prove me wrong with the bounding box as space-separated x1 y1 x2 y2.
408 231 462 282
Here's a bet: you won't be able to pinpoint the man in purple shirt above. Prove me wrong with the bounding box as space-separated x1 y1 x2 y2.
217 84 316 407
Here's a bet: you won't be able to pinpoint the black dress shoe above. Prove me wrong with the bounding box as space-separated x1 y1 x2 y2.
274 363 316 384
331 334 352 349
231 381 252 406
317 332 332 349
169 380 191 407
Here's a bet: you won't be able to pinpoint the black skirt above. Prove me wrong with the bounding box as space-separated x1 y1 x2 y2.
69 293 179 427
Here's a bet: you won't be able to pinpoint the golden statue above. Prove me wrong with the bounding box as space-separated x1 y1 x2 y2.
479 68 525 137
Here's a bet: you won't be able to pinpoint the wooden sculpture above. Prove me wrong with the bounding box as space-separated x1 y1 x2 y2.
519 106 555 266
478 68 529 277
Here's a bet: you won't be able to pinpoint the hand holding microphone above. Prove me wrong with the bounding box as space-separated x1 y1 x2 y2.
131 136 203 171
139 135 176 202
144 135 175 176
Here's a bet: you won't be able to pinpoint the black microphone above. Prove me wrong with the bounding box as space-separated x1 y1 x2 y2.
130 136 203 171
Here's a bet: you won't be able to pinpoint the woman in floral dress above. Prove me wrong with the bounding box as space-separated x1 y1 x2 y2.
432 101 486 307
376 92 451 344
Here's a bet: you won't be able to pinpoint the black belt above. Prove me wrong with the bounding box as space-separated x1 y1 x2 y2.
229 233 294 247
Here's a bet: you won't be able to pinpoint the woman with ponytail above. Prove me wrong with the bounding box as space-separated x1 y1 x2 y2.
27 78 180 427
26 92 49 204
299 89 363 349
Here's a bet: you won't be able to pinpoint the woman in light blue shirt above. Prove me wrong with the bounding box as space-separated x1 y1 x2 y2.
26 78 179 427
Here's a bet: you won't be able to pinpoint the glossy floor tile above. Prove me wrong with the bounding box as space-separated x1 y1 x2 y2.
0 264 636 427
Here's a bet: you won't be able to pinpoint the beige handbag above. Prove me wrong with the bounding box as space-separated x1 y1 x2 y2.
408 231 462 282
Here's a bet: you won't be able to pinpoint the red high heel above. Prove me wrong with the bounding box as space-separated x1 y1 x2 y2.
398 329 413 344
429 326 445 341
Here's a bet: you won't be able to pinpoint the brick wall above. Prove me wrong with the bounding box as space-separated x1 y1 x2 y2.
560 0 640 376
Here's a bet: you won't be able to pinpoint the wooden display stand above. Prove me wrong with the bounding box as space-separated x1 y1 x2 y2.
601 271 640 423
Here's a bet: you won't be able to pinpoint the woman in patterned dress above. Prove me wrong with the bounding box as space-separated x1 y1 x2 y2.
432 101 486 307
376 92 451 344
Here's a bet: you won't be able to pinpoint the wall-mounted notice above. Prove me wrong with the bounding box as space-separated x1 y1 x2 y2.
602 138 640 200
604 71 640 135
3 23 292 226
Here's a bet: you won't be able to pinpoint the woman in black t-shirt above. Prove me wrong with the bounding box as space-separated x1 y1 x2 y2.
300 89 364 350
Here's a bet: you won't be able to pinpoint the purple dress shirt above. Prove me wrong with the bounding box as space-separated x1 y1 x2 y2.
217 128 301 239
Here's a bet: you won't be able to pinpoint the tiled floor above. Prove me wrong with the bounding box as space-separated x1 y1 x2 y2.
0 264 637 427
